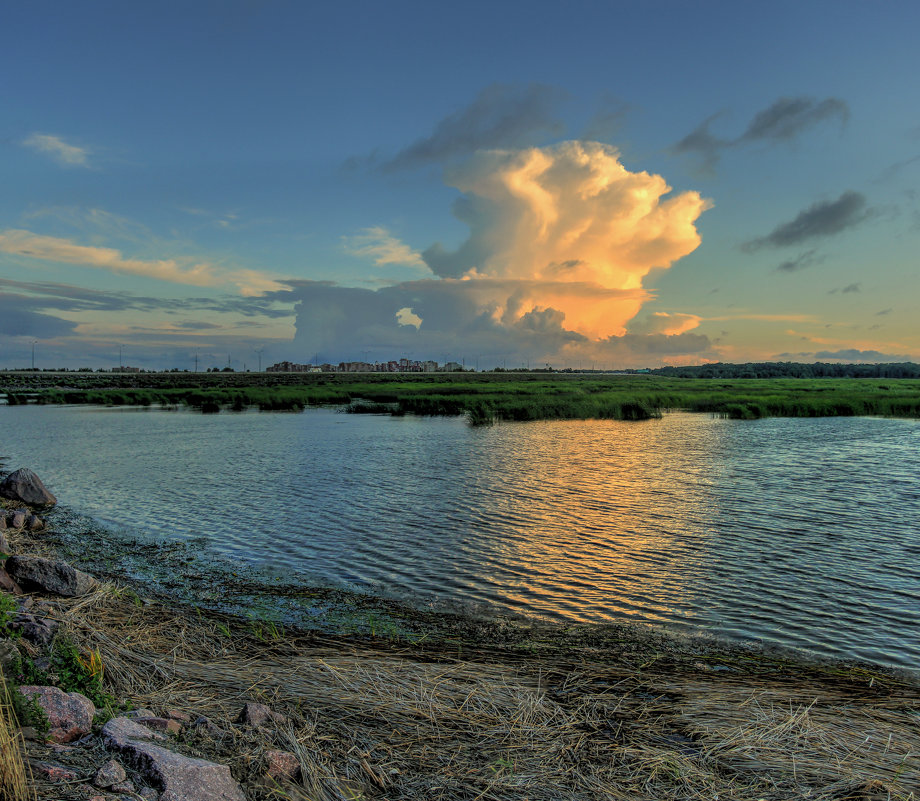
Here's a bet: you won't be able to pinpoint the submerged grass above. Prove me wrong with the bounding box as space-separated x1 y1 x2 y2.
10 373 920 422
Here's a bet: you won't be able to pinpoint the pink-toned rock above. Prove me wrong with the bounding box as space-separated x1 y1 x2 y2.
94 758 128 788
264 749 300 781
235 701 285 728
9 510 26 529
136 716 183 735
29 759 80 781
165 709 191 723
0 567 22 594
103 717 245 801
18 685 95 743
110 778 136 793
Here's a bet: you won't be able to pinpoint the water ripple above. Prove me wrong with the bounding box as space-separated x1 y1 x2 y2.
2 406 918 669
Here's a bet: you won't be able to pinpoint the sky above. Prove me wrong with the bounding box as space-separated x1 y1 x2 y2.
2 0 919 371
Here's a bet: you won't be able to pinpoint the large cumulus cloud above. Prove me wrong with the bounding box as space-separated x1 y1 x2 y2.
292 141 710 366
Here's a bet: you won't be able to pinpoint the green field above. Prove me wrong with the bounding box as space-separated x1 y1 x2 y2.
3 371 920 422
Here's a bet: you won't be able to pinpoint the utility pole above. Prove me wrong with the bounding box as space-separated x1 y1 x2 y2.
119 344 124 370
31 340 37 370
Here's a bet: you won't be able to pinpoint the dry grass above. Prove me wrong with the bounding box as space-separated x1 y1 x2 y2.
0 667 34 801
20 582 916 801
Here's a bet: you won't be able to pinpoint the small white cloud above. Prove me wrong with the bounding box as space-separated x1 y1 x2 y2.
344 226 429 270
22 133 90 167
395 306 423 329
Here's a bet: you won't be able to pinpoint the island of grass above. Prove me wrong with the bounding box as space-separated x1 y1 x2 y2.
3 370 920 422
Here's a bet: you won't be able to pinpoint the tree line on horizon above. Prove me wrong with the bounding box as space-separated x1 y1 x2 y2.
651 361 920 379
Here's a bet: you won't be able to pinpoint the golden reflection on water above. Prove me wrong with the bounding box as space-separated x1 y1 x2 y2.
461 413 724 624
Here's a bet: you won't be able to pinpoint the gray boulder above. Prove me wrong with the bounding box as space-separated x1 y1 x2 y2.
13 612 59 645
5 556 96 597
103 717 246 801
0 468 57 507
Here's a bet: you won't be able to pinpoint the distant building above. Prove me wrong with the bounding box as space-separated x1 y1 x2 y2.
267 361 313 372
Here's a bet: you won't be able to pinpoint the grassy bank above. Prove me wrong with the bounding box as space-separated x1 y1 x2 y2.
3 372 920 422
7 515 920 801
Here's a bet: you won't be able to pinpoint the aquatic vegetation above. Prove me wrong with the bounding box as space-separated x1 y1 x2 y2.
5 371 920 422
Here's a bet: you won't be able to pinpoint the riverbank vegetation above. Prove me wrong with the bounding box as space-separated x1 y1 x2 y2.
3 371 920 422
8 513 920 801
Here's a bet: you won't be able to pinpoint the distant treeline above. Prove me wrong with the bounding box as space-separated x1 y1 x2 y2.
652 362 920 379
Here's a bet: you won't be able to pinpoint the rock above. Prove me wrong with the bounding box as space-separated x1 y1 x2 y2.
18 685 95 743
26 513 45 531
0 639 20 674
192 716 228 739
95 758 128 788
110 778 136 793
165 709 191 723
0 517 6 531
0 532 11 554
103 717 246 801
235 702 285 728
0 468 57 507
0 567 22 594
138 787 160 800
123 707 156 719
9 510 26 530
264 749 300 781
13 613 58 646
29 759 80 781
5 556 96 596
136 716 183 735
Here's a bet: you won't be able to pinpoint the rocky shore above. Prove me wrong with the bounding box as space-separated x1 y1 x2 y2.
1 467 918 801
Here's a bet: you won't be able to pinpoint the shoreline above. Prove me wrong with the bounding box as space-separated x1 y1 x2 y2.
1 477 919 799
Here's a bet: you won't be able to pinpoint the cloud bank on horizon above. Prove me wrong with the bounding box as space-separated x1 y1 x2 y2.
290 140 712 366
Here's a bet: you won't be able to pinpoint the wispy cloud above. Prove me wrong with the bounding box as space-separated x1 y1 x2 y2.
383 83 566 170
673 96 849 172
743 191 872 250
739 97 849 144
0 229 285 296
776 249 825 272
21 133 91 167
342 226 428 270
828 282 862 294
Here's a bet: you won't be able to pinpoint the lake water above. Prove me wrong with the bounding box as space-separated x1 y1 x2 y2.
2 404 919 669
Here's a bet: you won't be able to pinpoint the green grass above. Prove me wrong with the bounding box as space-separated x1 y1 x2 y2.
7 372 920 422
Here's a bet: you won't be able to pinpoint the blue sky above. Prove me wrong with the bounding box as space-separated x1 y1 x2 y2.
2 0 918 370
